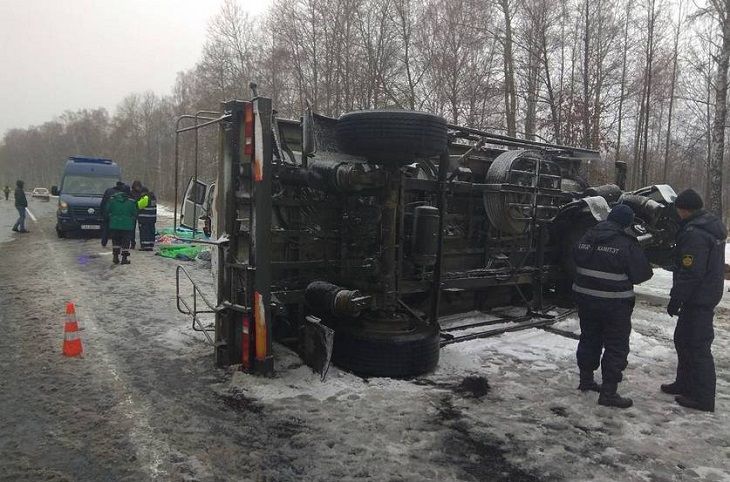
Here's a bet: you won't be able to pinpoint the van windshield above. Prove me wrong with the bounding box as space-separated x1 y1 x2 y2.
62 176 119 196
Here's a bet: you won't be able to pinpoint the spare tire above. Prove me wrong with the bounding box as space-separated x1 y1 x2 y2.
331 320 440 378
337 110 447 165
484 149 563 234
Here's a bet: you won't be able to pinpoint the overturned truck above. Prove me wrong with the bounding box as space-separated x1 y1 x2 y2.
175 92 679 379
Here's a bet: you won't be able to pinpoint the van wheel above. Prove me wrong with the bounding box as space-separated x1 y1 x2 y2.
330 318 440 378
337 110 448 165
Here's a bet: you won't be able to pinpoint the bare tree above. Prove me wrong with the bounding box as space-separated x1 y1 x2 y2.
497 0 518 136
663 0 683 181
708 0 729 215
615 1 631 163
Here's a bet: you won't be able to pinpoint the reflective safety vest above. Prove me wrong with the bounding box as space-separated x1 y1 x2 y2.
138 193 157 223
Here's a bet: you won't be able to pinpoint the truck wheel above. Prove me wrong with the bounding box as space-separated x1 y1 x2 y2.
331 320 440 378
483 149 564 234
56 228 66 238
337 110 448 165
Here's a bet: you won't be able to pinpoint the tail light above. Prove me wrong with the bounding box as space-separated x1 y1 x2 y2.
243 103 254 157
242 314 251 369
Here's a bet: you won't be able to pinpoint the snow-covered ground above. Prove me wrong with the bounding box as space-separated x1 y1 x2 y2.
1 200 728 480
225 249 730 480
156 202 175 220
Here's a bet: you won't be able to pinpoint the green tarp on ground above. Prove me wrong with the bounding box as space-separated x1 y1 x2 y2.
157 244 204 261
157 227 210 241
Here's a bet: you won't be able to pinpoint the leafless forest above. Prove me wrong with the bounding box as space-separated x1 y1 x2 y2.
1 0 729 221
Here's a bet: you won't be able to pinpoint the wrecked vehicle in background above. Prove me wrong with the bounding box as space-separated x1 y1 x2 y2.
174 89 679 379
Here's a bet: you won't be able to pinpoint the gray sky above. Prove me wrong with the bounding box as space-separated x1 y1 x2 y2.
0 0 267 137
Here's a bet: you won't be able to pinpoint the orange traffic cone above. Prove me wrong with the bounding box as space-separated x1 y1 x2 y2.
62 302 83 357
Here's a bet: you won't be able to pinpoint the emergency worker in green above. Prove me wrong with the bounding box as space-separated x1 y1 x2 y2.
106 185 149 264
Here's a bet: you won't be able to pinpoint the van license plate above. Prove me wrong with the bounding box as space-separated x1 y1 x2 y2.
81 225 100 230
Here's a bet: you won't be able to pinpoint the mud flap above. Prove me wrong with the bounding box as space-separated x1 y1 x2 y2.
301 316 334 381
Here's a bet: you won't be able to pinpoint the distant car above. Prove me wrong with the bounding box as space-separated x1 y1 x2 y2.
31 187 50 201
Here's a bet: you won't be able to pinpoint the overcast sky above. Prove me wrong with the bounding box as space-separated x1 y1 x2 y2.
0 0 268 137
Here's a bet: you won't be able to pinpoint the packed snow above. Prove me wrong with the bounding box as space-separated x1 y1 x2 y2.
1 199 728 480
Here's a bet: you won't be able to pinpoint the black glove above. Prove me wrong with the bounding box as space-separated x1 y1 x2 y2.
667 298 682 317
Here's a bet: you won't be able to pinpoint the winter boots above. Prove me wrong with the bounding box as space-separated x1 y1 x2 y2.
675 395 714 413
577 371 601 393
598 382 633 409
112 249 130 264
660 381 686 395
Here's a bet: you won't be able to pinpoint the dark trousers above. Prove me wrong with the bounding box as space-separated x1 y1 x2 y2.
130 219 137 249
110 229 132 257
13 207 26 231
101 220 109 247
576 298 634 384
674 305 716 404
139 222 156 250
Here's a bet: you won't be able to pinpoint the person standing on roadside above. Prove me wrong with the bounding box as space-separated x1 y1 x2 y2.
137 187 157 251
129 180 144 249
100 181 126 247
3 185 10 201
12 180 29 233
663 189 726 413
572 204 653 409
106 185 138 265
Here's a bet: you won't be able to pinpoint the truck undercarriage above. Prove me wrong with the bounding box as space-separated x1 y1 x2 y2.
175 92 679 379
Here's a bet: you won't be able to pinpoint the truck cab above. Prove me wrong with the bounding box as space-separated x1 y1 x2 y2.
180 177 215 236
53 156 121 238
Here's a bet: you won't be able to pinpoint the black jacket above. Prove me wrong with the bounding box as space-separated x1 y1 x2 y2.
670 210 727 308
100 186 121 216
14 188 27 208
573 221 653 301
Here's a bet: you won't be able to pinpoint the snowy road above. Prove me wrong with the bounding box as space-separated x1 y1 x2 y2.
0 199 728 481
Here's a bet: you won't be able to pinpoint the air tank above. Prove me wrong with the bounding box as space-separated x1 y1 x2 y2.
411 205 440 267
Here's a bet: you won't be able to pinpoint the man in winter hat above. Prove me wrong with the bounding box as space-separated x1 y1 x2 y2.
572 204 653 408
662 189 726 412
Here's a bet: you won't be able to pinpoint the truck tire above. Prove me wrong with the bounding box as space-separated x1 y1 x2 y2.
337 110 448 165
56 227 66 238
484 149 562 234
331 320 440 378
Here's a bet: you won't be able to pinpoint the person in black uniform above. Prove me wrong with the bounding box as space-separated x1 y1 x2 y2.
573 204 653 408
663 189 726 413
129 180 144 249
137 187 157 251
100 181 125 247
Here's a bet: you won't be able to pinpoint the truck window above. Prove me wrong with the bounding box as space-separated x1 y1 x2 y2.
189 181 207 205
62 175 119 196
